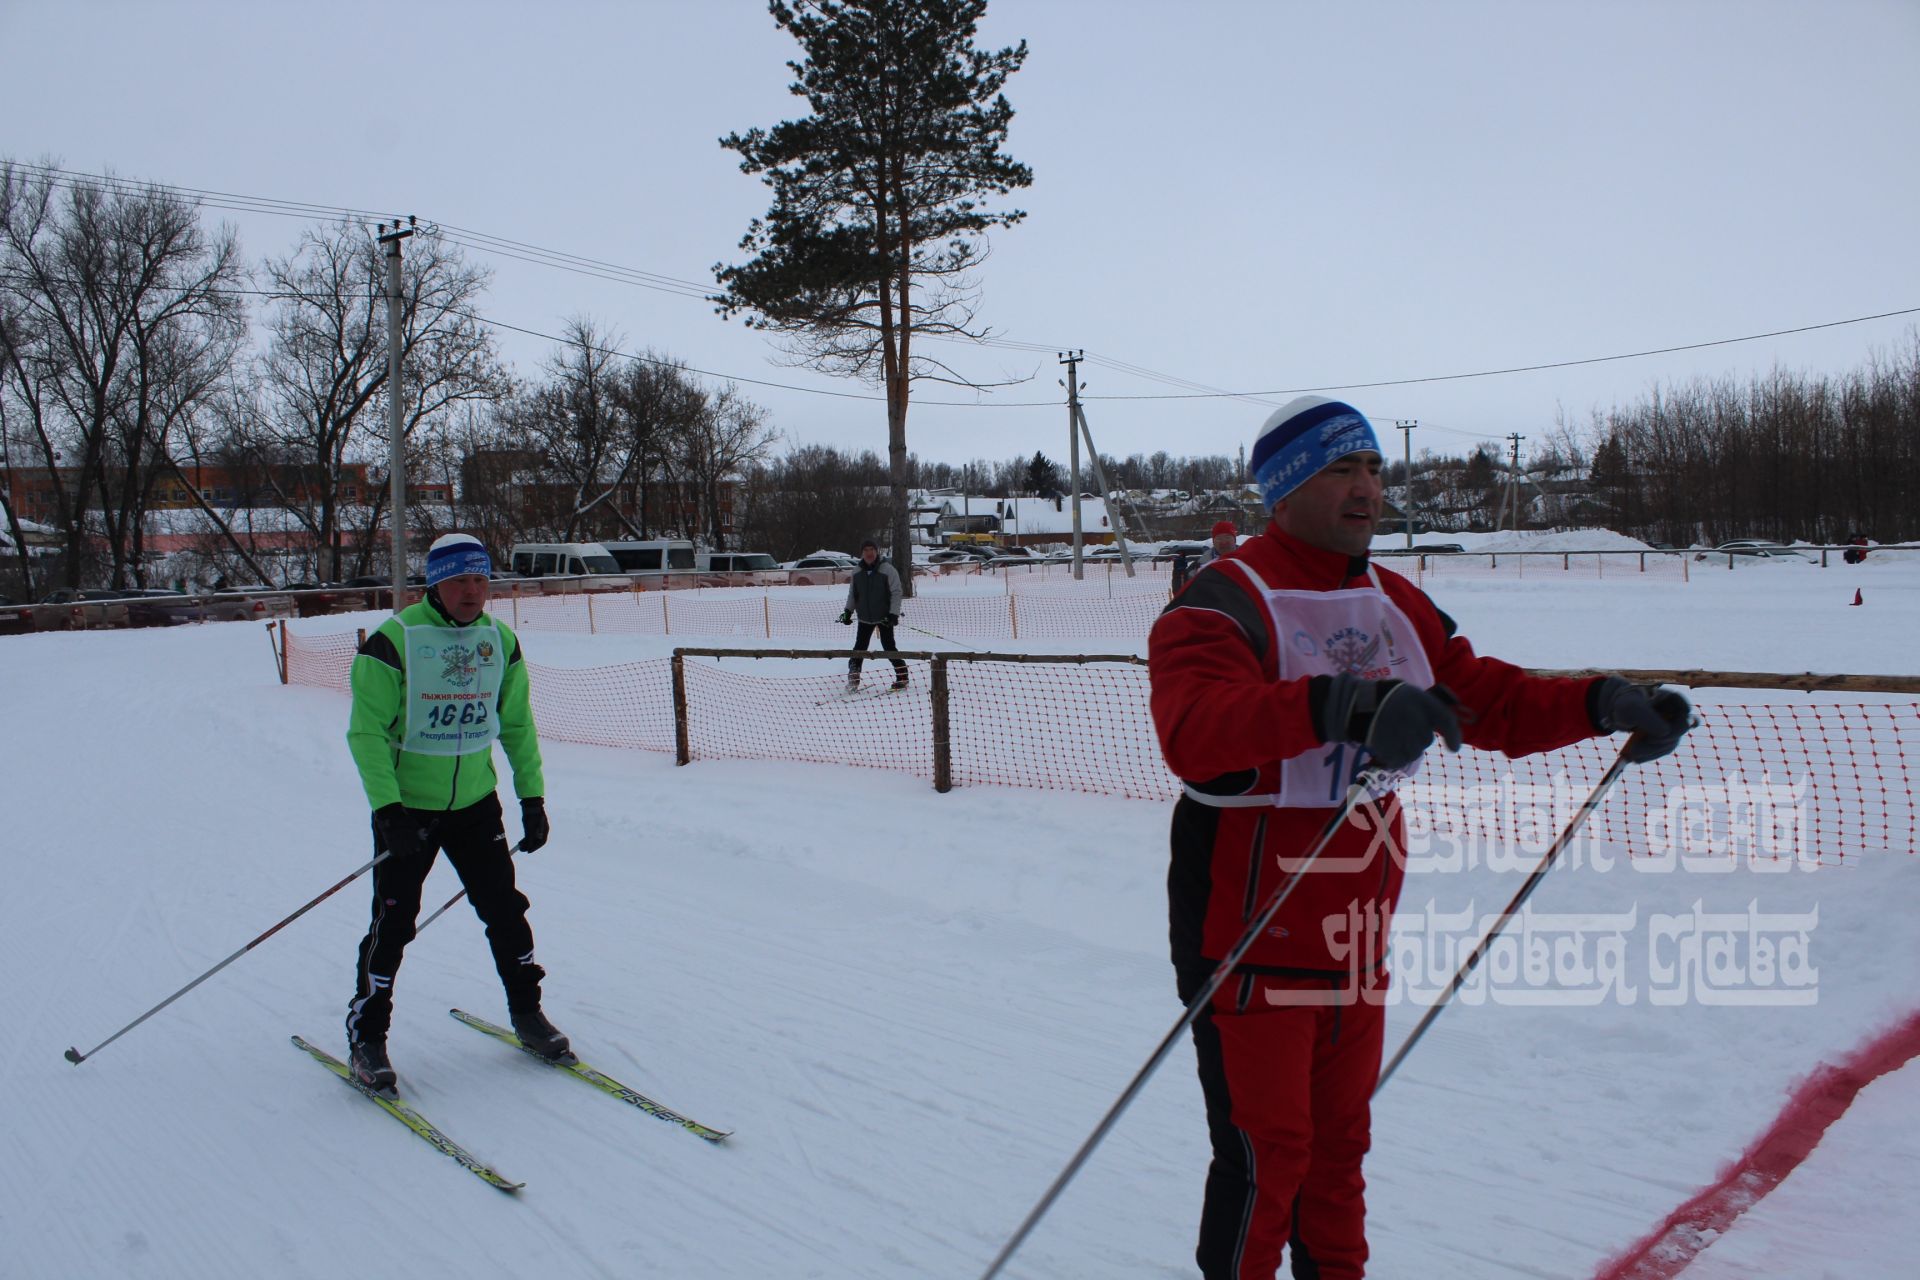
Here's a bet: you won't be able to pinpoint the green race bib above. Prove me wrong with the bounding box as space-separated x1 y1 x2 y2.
401 622 506 756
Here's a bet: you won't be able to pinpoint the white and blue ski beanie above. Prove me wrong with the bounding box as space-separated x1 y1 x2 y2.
424 532 492 586
1250 395 1382 508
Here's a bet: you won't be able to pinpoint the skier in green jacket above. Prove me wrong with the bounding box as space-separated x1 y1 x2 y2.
343 532 565 1093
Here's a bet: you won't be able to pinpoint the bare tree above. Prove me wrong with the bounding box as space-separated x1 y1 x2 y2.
676 381 779 549
509 317 639 541
252 219 505 579
0 161 246 587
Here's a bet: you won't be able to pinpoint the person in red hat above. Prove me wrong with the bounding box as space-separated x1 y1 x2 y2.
1209 519 1238 562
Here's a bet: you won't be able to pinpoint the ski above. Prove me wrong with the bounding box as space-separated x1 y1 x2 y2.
290 1035 524 1192
813 683 910 706
448 1008 731 1144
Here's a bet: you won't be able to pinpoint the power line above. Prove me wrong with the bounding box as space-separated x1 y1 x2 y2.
8 162 1917 409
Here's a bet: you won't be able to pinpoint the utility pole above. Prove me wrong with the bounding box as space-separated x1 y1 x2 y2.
1503 432 1526 531
1393 420 1418 548
1060 351 1084 579
1072 401 1138 577
378 217 417 610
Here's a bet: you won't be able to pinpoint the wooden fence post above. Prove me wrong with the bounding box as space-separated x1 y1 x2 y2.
276 619 289 684
1009 594 1019 641
671 651 690 766
932 655 952 793
586 592 597 634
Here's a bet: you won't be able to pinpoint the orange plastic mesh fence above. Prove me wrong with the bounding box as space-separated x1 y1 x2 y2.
683 660 931 777
529 658 679 753
492 583 1168 644
1412 700 1920 867
280 629 1918 863
282 627 360 690
1389 552 1691 585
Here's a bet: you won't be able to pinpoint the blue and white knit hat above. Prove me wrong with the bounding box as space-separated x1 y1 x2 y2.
424 533 492 586
1250 396 1382 508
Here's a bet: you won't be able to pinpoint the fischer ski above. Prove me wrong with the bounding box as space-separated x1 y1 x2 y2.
449 1008 731 1144
290 1035 523 1192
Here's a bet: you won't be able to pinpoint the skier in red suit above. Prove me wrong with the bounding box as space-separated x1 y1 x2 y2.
1148 396 1693 1278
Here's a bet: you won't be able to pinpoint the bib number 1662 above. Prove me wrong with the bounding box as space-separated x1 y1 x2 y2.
426 701 489 729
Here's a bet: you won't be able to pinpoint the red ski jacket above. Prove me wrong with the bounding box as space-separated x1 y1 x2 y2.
1148 525 1604 976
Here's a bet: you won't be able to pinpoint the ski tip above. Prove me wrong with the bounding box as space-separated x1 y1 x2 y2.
63 1046 84 1065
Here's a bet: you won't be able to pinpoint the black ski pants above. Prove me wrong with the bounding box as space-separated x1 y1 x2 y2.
346 793 545 1045
848 620 908 684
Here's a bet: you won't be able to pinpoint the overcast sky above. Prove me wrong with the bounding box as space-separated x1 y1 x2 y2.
4 0 1916 472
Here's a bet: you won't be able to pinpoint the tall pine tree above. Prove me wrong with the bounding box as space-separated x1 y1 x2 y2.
714 0 1031 593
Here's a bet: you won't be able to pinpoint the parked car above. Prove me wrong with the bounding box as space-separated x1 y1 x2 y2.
1410 542 1466 554
1702 540 1813 562
600 538 696 575
782 552 858 586
35 588 132 629
123 589 220 627
782 552 859 572
339 575 425 610
285 581 350 618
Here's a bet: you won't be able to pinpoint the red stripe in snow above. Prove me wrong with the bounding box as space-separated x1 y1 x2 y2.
1592 1008 1920 1279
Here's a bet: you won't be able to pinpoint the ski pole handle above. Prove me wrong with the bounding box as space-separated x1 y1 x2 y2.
65 849 392 1066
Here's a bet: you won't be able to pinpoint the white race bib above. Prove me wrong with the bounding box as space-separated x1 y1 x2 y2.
1225 560 1436 807
401 622 506 756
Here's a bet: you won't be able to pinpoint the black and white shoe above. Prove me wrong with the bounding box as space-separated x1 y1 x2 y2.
510 1007 573 1061
349 1038 397 1093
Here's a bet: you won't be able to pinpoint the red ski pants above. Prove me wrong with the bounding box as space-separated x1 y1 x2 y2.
1179 967 1387 1279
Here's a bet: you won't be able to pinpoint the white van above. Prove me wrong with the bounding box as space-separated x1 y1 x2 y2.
508 542 624 580
601 539 695 574
694 551 780 572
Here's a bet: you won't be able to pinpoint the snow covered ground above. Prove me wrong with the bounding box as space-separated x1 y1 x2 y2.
4 545 1916 1278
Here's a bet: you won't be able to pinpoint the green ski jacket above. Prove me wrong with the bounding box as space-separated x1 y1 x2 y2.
346 596 545 811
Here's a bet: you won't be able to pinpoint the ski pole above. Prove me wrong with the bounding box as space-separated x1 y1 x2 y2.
1373 737 1638 1096
899 620 982 652
65 849 393 1065
978 774 1385 1280
415 839 528 933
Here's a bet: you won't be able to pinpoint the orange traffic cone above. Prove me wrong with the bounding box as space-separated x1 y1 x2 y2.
1851 588 1863 606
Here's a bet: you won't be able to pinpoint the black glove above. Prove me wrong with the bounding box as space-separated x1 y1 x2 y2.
373 803 432 862
1589 677 1694 763
887 613 900 628
1311 675 1463 772
519 797 550 853
838 609 853 625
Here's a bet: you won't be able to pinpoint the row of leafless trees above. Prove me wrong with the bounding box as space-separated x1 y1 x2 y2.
1 162 779 594
1582 343 1920 546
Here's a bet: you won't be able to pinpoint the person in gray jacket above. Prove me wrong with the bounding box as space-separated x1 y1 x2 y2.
838 539 908 690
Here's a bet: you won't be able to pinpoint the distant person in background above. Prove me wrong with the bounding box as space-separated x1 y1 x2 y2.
1844 532 1869 565
343 532 565 1094
838 538 907 691
1171 550 1192 596
1148 395 1695 1279
1208 519 1237 561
